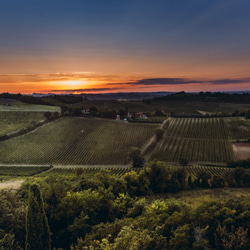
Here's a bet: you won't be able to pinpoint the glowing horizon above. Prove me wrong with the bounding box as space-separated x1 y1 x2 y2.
1 1 250 94
1 72 250 95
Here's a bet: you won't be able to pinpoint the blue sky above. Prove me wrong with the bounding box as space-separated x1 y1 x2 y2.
1 0 250 93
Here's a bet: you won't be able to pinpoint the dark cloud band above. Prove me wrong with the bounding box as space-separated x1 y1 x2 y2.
116 78 250 86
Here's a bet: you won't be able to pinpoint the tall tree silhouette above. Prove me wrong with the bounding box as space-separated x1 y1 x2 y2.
25 183 51 250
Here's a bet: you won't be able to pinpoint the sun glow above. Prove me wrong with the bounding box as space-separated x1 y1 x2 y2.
61 80 85 87
46 79 108 94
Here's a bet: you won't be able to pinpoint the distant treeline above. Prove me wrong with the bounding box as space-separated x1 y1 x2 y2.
48 95 83 104
0 93 83 105
154 91 250 103
227 159 250 169
0 93 54 106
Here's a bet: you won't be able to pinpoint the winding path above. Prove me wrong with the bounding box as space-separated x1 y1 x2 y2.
0 179 25 190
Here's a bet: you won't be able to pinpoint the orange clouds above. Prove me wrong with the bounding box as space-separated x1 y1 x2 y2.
0 73 250 94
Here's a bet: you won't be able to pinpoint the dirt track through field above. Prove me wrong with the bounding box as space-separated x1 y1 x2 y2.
0 179 25 190
232 143 250 160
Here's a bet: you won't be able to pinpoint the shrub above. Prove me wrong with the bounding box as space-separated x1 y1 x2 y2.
75 167 84 176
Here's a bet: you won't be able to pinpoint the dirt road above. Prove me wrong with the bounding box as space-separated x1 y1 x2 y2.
232 143 250 160
0 179 25 190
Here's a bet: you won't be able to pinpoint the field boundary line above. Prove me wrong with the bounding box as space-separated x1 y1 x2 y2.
53 165 131 169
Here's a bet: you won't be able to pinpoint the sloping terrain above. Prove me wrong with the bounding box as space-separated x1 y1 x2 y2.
0 98 60 112
144 118 234 164
224 117 250 140
0 117 158 165
0 111 45 137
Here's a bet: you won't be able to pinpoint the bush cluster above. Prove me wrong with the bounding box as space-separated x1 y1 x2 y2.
1 162 249 249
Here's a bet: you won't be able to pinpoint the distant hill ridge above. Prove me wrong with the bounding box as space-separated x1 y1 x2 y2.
32 91 173 100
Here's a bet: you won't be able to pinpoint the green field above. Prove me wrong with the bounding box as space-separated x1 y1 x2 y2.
0 111 46 137
0 116 239 165
0 98 60 112
49 165 232 179
145 118 234 164
70 98 250 116
0 165 51 176
224 117 250 140
0 117 158 165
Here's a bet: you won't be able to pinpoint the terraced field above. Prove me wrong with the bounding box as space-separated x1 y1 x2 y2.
0 117 158 165
145 118 234 164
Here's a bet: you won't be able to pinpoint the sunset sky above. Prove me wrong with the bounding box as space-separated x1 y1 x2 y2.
1 0 250 94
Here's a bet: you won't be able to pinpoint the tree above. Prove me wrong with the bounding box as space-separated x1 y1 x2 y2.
114 226 167 250
154 110 165 116
99 111 116 119
215 225 248 250
179 158 189 166
53 111 60 119
210 175 225 188
245 109 250 119
44 112 52 121
72 108 82 116
118 109 127 118
26 184 51 250
0 191 26 249
194 172 211 188
89 106 98 115
75 167 84 176
0 234 17 250
155 128 164 142
128 147 144 168
188 175 194 189
146 161 171 193
60 105 68 115
169 224 192 249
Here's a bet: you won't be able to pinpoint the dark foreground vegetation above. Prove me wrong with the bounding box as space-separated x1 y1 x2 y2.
1 161 249 250
0 92 250 249
227 159 250 169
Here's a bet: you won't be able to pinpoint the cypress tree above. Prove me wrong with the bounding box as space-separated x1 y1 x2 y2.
25 183 51 250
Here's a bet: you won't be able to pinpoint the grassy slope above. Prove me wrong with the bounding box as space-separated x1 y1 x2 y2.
0 99 60 112
224 117 250 140
1 98 249 166
145 118 234 164
150 187 250 208
0 166 51 176
0 116 242 166
0 117 158 165
0 112 46 137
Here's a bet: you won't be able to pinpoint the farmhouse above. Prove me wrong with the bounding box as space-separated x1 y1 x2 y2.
135 112 148 119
